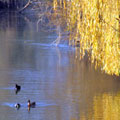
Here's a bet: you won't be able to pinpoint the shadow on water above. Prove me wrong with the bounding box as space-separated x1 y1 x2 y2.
0 11 120 120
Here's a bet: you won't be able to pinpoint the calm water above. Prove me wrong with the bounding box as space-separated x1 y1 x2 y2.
0 12 120 120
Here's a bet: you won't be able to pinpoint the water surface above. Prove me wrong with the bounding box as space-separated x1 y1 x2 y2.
0 12 120 120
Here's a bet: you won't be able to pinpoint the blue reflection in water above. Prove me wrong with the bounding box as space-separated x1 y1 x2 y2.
0 11 76 120
25 42 75 50
0 87 14 90
2 102 57 108
1 11 120 120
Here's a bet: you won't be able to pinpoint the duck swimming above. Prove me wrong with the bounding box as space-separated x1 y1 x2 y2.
15 84 21 91
15 84 21 94
15 103 21 109
28 100 36 108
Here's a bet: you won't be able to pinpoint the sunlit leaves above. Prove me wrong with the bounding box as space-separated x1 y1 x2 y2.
53 0 120 76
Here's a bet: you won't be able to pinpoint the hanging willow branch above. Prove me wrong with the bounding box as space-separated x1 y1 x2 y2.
18 0 32 12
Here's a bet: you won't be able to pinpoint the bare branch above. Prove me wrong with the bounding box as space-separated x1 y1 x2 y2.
18 0 32 12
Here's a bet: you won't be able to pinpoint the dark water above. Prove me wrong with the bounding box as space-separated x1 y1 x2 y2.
0 12 120 120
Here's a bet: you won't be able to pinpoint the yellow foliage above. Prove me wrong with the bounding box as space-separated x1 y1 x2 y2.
53 0 120 76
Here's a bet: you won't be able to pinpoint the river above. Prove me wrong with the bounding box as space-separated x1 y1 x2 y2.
0 11 120 120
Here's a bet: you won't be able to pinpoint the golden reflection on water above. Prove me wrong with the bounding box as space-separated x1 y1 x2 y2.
80 93 120 120
52 0 120 76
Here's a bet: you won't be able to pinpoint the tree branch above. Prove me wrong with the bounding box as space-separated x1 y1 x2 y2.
18 0 32 12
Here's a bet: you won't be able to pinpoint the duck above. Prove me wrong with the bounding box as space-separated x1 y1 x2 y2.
15 84 21 94
15 103 21 109
28 100 36 108
15 84 21 91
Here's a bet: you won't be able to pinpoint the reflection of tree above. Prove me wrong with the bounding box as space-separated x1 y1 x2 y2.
0 12 36 69
64 52 120 120
52 24 62 45
81 93 120 120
